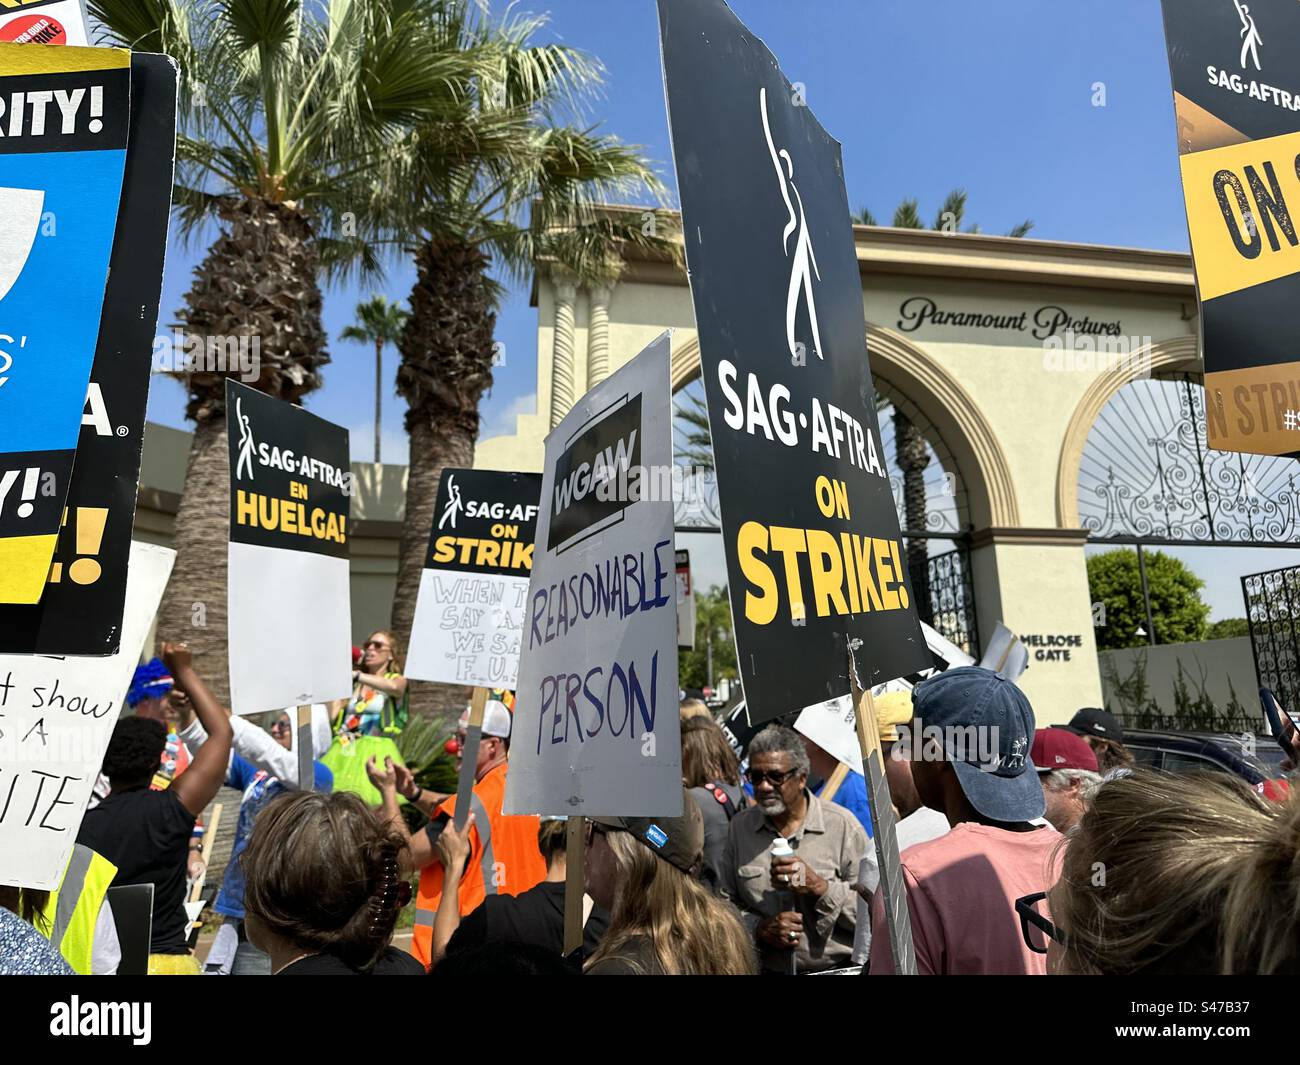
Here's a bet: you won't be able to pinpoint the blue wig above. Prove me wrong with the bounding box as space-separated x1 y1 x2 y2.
127 658 174 708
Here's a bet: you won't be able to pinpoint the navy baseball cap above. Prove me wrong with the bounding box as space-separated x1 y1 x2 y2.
911 666 1045 823
590 789 704 875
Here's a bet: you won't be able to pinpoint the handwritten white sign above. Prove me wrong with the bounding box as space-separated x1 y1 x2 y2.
0 541 174 890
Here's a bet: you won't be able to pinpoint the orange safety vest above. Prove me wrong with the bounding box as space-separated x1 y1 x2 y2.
411 761 546 968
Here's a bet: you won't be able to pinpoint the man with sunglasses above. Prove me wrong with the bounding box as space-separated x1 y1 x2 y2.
719 725 867 974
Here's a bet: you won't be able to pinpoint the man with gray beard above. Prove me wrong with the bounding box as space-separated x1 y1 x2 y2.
719 725 866 974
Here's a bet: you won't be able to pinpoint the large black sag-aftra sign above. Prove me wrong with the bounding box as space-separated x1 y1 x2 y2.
658 0 930 723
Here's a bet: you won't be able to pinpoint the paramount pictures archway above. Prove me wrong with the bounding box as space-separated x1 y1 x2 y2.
472 225 1234 722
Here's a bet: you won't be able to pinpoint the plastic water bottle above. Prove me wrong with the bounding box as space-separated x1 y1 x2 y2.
770 836 798 974
770 836 795 862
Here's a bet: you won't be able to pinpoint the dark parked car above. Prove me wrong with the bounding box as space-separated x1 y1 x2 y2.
1122 729 1284 786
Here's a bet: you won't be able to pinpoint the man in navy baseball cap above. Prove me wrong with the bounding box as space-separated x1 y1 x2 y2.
866 666 1065 975
910 665 1045 824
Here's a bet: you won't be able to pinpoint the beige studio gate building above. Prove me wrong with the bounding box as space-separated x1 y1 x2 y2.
475 220 1218 726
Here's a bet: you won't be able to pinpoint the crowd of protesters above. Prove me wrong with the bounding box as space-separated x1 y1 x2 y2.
4 638 1300 978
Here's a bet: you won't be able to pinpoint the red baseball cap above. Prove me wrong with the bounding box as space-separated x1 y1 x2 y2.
1031 728 1098 773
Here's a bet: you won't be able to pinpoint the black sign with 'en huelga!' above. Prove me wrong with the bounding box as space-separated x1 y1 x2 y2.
226 381 350 560
659 0 931 724
426 467 541 577
0 53 178 657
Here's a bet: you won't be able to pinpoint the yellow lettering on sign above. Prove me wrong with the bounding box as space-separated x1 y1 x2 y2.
735 524 910 626
0 534 58 602
234 490 347 545
428 535 534 572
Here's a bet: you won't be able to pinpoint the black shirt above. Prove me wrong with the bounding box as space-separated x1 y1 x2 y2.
279 947 425 975
77 787 196 955
446 880 610 962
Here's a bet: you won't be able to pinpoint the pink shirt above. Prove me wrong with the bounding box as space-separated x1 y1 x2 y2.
869 822 1065 975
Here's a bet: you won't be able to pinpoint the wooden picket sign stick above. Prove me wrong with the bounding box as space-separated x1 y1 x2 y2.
453 688 488 832
187 803 222 904
820 761 851 803
563 815 585 956
994 635 1019 674
296 705 314 793
849 640 917 975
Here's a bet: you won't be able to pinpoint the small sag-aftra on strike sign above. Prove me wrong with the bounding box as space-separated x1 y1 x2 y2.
1160 0 1300 455
405 468 541 690
505 332 681 818
658 0 929 725
226 380 352 714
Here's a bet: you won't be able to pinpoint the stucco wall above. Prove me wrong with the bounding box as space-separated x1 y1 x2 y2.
1099 636 1262 722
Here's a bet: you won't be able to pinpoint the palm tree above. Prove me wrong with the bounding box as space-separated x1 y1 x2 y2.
374 3 671 716
91 0 489 699
340 296 409 464
852 188 1033 237
853 190 1032 616
675 390 714 471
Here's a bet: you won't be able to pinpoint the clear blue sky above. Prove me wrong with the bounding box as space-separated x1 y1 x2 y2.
145 0 1297 619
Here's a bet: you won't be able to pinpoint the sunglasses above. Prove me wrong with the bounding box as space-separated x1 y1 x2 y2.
364 640 391 651
1015 892 1065 954
745 767 799 787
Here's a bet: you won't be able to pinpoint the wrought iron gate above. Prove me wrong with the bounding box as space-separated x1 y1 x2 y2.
926 545 978 656
1243 564 1300 715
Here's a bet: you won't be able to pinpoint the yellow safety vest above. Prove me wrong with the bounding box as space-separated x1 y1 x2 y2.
30 844 118 975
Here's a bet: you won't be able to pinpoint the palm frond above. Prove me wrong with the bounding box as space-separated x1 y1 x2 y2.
892 198 923 229
934 188 966 231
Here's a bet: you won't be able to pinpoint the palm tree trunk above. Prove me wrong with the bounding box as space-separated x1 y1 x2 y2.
894 411 932 624
374 338 383 464
156 419 232 702
393 238 497 720
157 197 328 701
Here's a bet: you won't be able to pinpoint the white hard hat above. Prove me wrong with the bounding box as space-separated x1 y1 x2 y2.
458 699 512 739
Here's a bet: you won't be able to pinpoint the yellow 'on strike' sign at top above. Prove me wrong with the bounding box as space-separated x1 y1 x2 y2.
1181 129 1300 302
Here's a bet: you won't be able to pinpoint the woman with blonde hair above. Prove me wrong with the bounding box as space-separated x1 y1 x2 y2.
332 629 407 737
584 789 756 975
1024 770 1300 975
